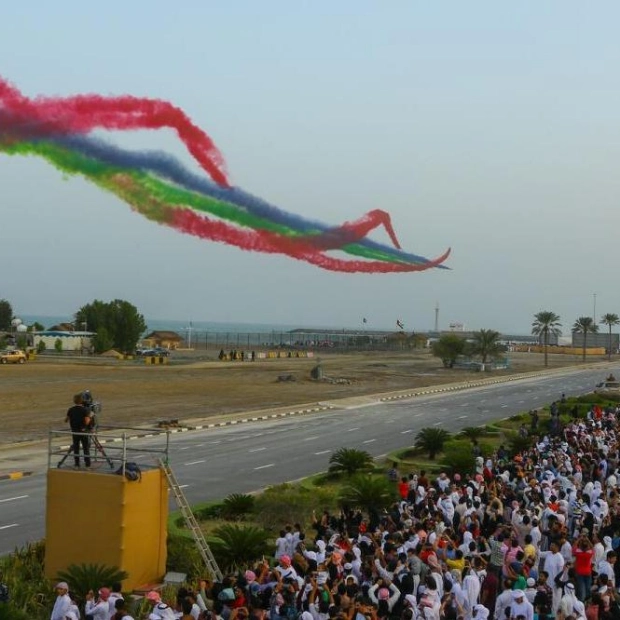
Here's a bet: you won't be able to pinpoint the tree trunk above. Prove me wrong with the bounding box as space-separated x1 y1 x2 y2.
610 326 613 362
544 331 549 367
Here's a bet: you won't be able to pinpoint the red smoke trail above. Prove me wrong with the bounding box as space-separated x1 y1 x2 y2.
296 209 402 250
170 209 450 273
108 174 449 273
109 174 447 272
0 77 229 186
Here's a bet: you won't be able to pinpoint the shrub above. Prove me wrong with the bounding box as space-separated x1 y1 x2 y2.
36 340 46 354
221 493 255 520
253 484 338 531
208 524 271 572
54 338 63 353
338 474 397 516
55 564 128 603
167 533 204 580
415 427 451 459
459 427 487 440
506 433 532 457
329 448 374 476
441 440 475 476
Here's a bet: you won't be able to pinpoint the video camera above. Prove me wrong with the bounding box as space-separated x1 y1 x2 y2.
81 390 102 430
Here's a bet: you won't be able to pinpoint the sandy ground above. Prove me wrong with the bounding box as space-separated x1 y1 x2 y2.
0 349 605 444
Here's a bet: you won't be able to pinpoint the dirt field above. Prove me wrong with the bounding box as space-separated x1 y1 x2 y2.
0 349 605 444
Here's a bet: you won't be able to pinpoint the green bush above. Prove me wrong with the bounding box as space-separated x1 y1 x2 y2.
415 427 451 459
195 504 224 520
54 338 63 353
253 484 338 531
167 533 204 580
221 493 255 520
507 432 532 456
329 448 374 476
208 524 271 572
441 440 475 476
55 564 128 603
36 340 46 354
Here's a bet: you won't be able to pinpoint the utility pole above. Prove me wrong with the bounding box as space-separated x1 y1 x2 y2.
593 293 597 321
434 302 439 333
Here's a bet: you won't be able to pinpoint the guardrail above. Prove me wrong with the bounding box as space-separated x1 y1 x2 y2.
47 425 171 473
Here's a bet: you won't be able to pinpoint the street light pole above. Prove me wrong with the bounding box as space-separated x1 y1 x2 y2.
593 293 597 322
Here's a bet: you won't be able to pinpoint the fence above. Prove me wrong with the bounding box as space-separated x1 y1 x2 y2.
182 330 423 353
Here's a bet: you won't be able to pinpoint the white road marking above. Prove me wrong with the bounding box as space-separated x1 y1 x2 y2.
178 484 190 489
184 460 206 466
195 444 204 447
0 524 18 530
254 463 275 470
0 495 28 503
315 450 331 455
209 441 221 445
249 447 266 453
347 427 360 432
401 430 413 434
518 400 525 404
303 436 319 441
363 439 376 444
460 403 469 407
440 408 448 412
179 446 191 450
501 404 508 408
433 421 442 426
457 415 468 420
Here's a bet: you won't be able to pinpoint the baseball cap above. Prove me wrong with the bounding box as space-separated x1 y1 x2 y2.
55 582 69 590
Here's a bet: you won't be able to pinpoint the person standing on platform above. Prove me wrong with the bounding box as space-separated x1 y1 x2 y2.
65 393 92 468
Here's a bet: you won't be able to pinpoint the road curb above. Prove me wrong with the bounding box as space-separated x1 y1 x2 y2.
0 471 33 481
53 404 338 451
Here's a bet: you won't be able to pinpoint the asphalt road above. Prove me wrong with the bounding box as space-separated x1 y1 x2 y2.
0 365 614 555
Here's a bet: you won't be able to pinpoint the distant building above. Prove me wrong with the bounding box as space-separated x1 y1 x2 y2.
143 330 183 349
34 330 94 352
572 332 619 351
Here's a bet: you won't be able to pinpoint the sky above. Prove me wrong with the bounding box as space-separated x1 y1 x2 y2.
1 1 619 335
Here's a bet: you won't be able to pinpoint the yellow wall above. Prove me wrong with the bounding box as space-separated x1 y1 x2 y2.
46 468 168 590
515 345 606 356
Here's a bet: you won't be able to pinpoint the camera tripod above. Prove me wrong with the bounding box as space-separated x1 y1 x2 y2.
57 430 114 469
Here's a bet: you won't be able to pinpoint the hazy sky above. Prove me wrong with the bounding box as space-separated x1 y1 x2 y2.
1 1 618 334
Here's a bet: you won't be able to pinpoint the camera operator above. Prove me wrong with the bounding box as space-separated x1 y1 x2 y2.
64 393 92 468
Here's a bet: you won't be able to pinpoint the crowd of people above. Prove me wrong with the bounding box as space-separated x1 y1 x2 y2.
28 398 620 619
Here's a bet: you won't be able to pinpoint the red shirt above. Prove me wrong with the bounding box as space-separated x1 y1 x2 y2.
572 546 594 576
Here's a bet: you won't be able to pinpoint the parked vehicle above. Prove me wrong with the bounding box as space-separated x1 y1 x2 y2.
595 374 620 392
0 349 27 364
136 347 170 357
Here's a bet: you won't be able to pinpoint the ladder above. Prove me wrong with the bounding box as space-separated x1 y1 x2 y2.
159 459 223 581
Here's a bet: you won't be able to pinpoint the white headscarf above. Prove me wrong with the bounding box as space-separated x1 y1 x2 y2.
472 604 490 620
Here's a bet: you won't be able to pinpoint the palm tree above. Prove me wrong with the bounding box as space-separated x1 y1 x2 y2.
531 311 562 367
221 493 255 520
601 313 620 361
208 524 271 572
415 427 451 459
55 563 128 602
572 316 599 362
470 329 505 365
329 447 374 476
338 474 397 520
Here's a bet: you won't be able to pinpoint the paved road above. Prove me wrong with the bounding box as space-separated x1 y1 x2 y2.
0 365 614 554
